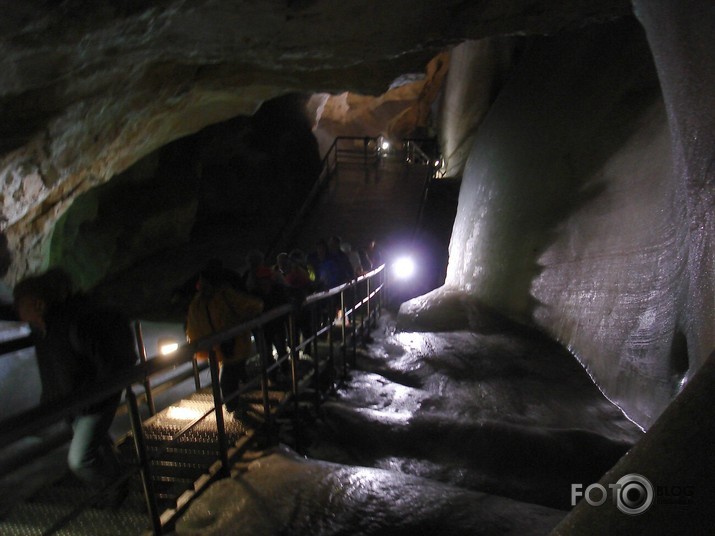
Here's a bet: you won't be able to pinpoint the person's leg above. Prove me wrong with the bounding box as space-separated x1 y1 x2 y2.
267 321 289 379
220 360 245 412
67 394 122 487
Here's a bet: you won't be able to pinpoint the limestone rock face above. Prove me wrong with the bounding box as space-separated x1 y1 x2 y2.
313 51 450 146
0 0 631 282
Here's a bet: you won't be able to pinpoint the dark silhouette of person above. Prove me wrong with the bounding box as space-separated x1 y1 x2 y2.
365 238 384 269
0 232 15 320
253 265 292 381
13 268 138 507
328 235 355 283
171 258 245 316
0 232 10 278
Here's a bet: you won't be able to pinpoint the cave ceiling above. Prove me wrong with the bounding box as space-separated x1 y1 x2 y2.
0 0 631 281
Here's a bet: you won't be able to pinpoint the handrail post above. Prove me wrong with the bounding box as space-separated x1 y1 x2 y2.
133 321 156 416
332 137 339 181
192 355 201 391
327 297 335 388
382 260 392 308
255 327 273 425
208 349 230 478
126 386 162 535
363 136 370 181
340 290 347 380
351 282 358 366
288 311 299 398
311 305 321 408
366 277 372 329
383 264 390 310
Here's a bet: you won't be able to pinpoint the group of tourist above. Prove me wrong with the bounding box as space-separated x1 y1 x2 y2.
183 235 383 416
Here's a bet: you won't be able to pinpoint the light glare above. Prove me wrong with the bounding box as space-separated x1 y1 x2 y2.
393 256 415 279
160 341 179 355
166 406 203 420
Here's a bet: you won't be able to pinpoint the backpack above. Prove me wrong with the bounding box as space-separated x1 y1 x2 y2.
69 305 139 380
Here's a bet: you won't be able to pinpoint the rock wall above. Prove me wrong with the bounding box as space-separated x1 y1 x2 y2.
407 15 713 429
52 95 321 319
49 141 200 291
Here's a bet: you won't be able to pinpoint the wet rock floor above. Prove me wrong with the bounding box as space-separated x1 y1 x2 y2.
176 310 642 535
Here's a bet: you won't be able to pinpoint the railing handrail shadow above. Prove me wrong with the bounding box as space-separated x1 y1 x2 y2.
0 263 386 535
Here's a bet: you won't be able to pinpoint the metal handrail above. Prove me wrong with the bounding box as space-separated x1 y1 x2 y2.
403 137 443 238
1 126 427 531
0 263 384 446
0 263 386 535
0 332 33 358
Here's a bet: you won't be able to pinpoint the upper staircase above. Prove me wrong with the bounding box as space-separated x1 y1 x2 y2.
270 136 443 259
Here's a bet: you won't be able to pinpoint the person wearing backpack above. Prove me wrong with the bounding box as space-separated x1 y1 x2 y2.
13 268 139 507
185 266 264 415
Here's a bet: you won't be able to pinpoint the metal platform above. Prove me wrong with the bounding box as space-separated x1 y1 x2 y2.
0 387 287 536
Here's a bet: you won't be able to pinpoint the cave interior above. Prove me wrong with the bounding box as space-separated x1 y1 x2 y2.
0 0 714 534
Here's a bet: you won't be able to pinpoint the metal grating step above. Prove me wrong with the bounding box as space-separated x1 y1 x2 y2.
146 445 220 464
0 472 148 536
1 503 147 536
149 459 209 480
132 387 284 515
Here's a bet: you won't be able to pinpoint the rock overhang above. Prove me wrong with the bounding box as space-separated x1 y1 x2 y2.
0 0 636 296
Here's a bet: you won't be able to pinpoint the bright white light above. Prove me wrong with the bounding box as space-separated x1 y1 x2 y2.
159 340 179 355
381 140 390 151
433 159 441 168
392 256 415 279
166 406 203 420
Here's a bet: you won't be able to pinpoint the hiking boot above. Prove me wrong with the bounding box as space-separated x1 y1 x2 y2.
93 479 130 509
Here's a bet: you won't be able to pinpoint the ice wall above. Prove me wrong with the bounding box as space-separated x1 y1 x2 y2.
441 15 713 428
630 0 715 417
436 38 517 178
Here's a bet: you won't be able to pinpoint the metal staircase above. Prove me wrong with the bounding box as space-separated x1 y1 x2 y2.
268 136 442 259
